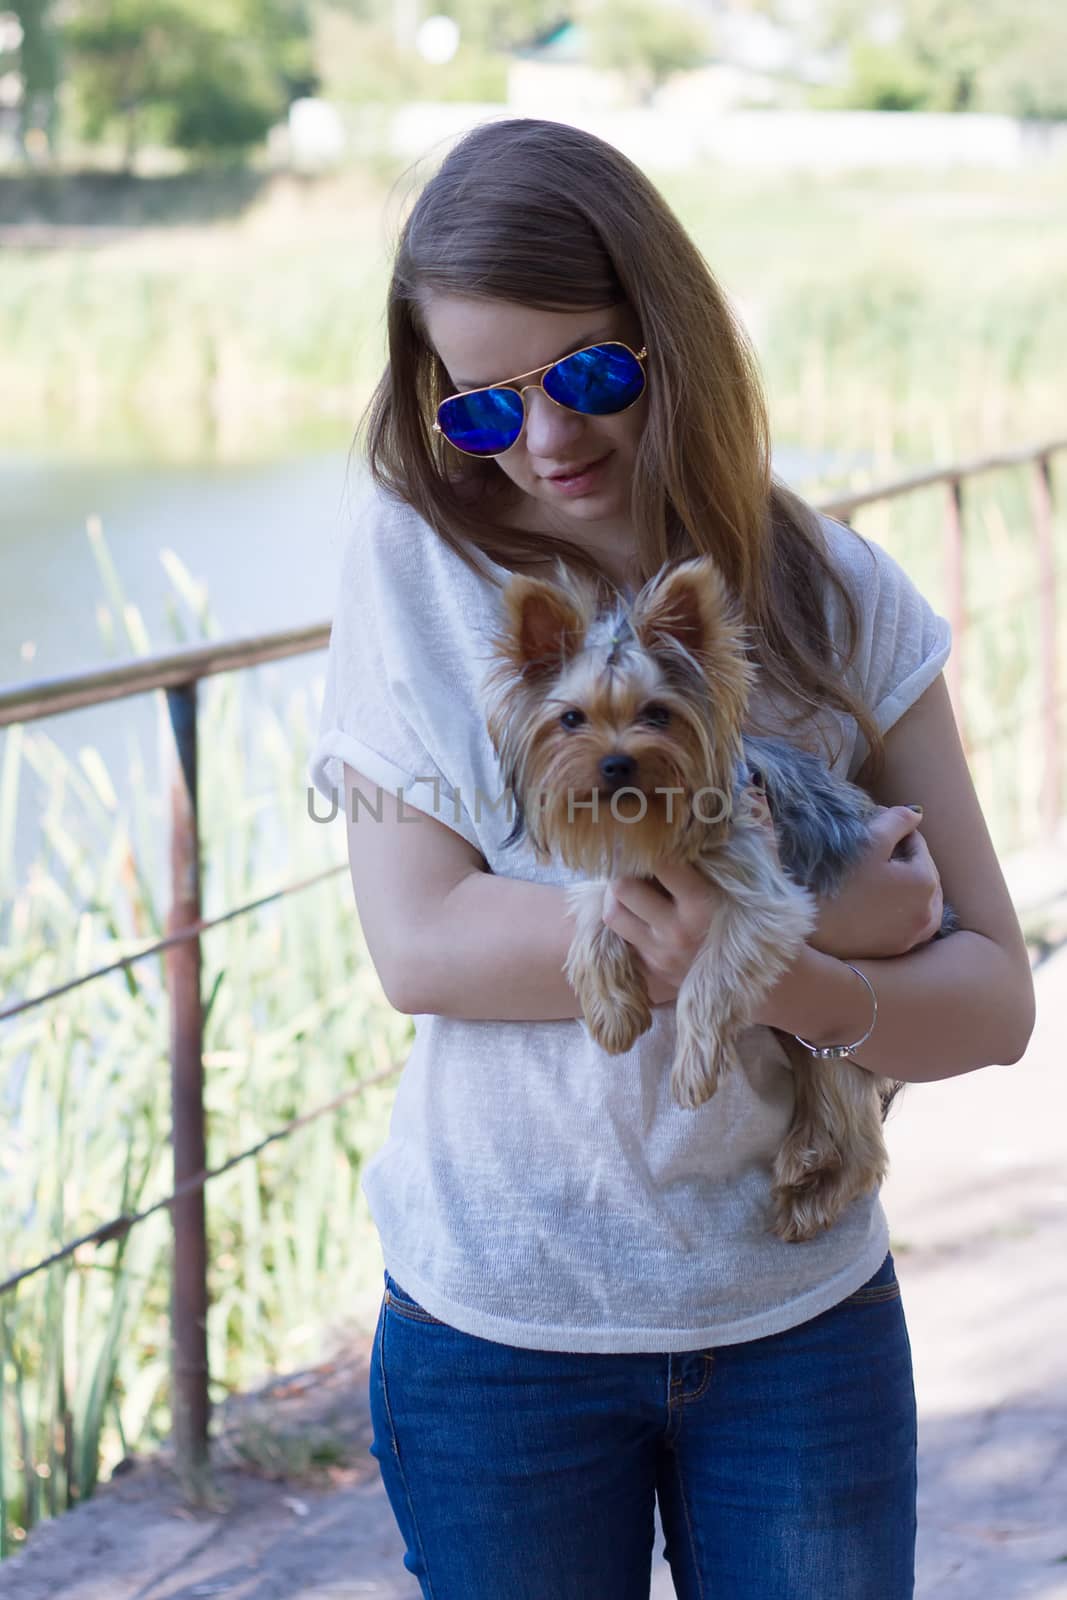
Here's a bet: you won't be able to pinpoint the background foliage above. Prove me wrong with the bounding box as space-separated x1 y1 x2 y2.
754 0 1067 119
3 0 1067 168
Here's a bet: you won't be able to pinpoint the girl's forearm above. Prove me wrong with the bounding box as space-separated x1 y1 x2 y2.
400 872 1037 1081
755 934 1035 1083
398 870 587 1020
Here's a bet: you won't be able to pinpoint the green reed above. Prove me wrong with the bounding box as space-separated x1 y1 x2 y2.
0 529 410 1551
0 161 1064 464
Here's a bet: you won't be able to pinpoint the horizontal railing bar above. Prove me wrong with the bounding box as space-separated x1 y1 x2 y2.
1 440 1063 729
0 1055 405 1298
0 861 347 1023
0 621 331 728
818 437 1066 520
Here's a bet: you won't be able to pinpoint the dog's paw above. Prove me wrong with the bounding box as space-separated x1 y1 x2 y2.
769 1144 883 1242
566 915 653 1055
670 1028 740 1110
584 987 652 1055
770 1178 857 1243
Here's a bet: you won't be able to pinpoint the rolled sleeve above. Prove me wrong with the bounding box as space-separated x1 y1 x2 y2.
307 491 481 850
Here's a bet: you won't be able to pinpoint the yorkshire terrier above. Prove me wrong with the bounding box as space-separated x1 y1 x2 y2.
484 554 957 1243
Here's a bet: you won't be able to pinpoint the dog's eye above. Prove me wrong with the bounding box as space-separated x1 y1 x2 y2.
639 703 671 727
560 709 586 730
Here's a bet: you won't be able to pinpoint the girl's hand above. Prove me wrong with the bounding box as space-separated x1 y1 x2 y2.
602 785 779 1004
601 867 701 1004
603 796 944 996
809 805 945 960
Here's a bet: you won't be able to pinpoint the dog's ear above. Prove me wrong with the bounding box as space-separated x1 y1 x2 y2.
496 574 589 681
630 558 756 734
630 556 735 664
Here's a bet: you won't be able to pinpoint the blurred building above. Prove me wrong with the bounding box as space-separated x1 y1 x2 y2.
507 4 842 119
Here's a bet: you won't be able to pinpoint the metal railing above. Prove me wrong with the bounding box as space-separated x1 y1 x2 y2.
819 441 1064 833
0 436 1063 1498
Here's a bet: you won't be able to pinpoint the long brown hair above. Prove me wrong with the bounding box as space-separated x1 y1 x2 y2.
359 117 885 781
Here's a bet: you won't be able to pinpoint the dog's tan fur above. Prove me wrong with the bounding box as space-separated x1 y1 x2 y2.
485 555 893 1243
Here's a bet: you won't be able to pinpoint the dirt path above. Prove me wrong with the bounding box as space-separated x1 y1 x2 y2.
5 891 1066 1599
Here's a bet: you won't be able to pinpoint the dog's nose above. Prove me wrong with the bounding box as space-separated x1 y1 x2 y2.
598 753 637 789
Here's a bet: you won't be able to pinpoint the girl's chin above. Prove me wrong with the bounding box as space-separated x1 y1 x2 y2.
507 473 627 532
559 487 626 519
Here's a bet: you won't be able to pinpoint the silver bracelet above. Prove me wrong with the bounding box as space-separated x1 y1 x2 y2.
792 963 878 1061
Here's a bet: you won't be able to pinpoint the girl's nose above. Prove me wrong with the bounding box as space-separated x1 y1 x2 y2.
521 386 587 459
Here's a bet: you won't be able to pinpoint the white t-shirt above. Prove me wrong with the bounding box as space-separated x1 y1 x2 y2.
308 479 952 1353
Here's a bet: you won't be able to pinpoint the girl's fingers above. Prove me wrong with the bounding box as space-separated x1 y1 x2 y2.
610 874 675 924
642 862 702 900
870 805 925 854
602 898 651 952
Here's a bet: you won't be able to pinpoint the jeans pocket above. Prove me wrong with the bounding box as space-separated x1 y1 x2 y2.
383 1269 446 1326
841 1251 901 1305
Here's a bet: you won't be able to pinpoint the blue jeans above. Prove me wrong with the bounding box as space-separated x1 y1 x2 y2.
368 1251 917 1599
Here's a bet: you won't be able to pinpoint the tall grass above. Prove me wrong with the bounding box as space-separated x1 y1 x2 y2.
763 272 1067 469
0 530 410 1552
0 162 1064 462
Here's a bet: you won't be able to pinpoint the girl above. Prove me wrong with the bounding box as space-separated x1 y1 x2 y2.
309 117 1034 1600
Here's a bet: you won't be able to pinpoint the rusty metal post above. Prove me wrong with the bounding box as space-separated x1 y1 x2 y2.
944 477 967 750
1032 454 1061 839
164 682 211 1499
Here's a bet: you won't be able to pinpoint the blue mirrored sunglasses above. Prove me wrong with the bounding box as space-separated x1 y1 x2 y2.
433 340 648 458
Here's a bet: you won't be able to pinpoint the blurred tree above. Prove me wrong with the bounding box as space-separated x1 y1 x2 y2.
308 0 563 107
578 0 709 103
444 0 567 55
973 0 1067 119
758 0 1067 118
317 0 566 55
830 37 929 111
310 5 507 105
10 1 62 157
824 0 1013 113
63 0 317 164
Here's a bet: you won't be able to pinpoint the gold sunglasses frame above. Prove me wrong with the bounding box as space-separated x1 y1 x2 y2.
432 340 649 459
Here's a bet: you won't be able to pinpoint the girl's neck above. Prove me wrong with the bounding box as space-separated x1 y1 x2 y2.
506 496 640 596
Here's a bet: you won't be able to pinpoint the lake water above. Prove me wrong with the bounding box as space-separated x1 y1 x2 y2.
0 440 858 894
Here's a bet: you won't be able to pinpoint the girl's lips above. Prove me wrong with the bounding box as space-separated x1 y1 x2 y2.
545 453 613 492
548 453 609 481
